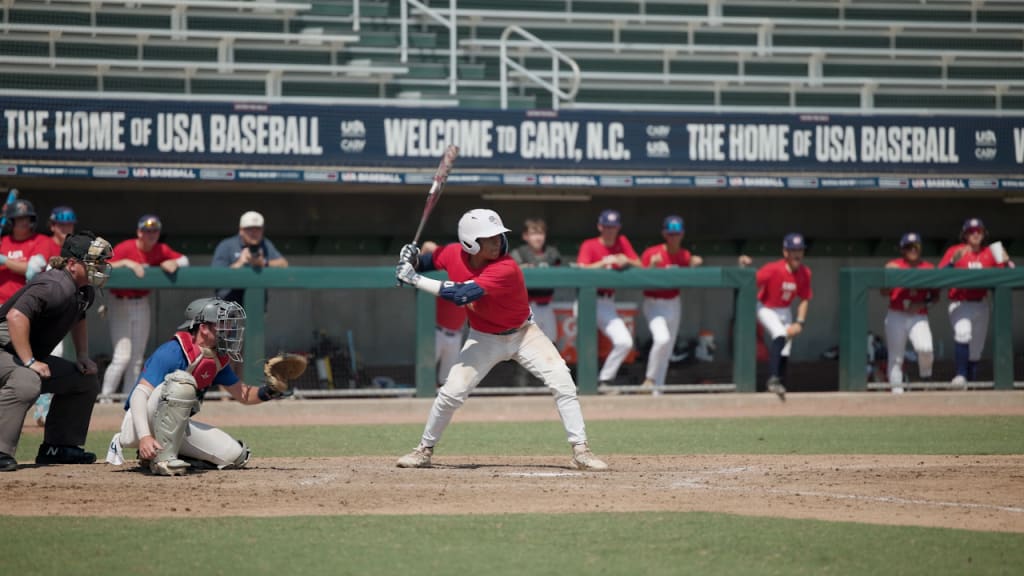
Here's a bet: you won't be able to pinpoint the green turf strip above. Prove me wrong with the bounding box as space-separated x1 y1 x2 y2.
1 512 1021 576
28 415 1021 459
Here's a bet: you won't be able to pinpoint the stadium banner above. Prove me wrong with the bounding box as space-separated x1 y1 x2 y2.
2 96 1023 176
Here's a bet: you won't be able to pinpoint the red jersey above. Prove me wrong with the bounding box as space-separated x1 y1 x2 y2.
885 258 937 314
939 243 1006 301
0 233 53 302
435 297 467 332
433 243 531 334
38 236 62 260
756 259 812 307
641 243 692 299
109 239 184 299
576 235 639 296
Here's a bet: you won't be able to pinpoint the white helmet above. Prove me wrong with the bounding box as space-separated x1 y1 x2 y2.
458 209 511 255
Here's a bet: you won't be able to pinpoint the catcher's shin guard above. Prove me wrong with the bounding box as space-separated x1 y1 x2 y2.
151 370 199 476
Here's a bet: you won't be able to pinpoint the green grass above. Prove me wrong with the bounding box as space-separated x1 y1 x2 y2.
1 512 1021 576
6 416 1024 575
17 415 1020 459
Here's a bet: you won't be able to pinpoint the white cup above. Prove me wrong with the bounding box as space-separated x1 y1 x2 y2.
989 241 1008 264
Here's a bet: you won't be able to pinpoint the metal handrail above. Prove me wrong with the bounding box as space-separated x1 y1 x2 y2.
499 25 581 111
400 0 457 95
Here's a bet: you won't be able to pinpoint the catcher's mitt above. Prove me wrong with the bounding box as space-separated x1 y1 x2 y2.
263 353 308 394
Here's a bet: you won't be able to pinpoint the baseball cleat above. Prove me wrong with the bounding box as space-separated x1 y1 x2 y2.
639 379 655 394
396 445 433 468
0 452 17 472
571 443 608 471
950 375 967 389
35 443 97 465
150 459 190 476
766 376 786 402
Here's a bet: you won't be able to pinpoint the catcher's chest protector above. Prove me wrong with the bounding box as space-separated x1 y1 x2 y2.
174 331 228 390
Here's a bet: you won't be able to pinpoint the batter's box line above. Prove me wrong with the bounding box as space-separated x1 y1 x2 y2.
670 481 1024 514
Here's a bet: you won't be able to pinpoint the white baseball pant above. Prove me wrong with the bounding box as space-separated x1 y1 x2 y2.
642 296 681 387
949 300 990 361
884 310 934 383
418 322 587 447
757 305 794 356
101 296 151 397
116 386 245 467
435 327 463 386
574 297 633 382
530 301 558 342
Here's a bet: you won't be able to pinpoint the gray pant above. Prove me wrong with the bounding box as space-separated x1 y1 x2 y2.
0 351 99 457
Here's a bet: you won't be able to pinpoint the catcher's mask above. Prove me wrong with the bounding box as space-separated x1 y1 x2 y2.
61 231 113 288
179 298 247 361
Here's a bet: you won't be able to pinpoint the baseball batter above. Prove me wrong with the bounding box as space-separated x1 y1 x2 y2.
938 218 1014 387
576 209 642 387
745 233 813 401
883 233 937 391
100 215 189 401
420 241 467 387
105 298 286 476
510 218 562 342
640 215 703 394
394 208 607 471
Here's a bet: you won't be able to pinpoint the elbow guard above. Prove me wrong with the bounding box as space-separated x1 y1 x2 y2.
440 280 484 305
418 252 436 272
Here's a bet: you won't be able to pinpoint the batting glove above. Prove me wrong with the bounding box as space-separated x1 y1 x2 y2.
395 262 421 287
399 243 420 268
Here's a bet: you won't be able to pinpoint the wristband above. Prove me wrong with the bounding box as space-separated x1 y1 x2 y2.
24 357 36 368
795 320 805 325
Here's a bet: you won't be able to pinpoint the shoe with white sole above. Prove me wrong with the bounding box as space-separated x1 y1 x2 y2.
396 445 433 468
766 376 787 402
571 443 608 471
951 375 968 389
150 459 190 476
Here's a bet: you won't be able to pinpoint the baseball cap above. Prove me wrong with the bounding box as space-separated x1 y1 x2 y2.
783 233 806 250
663 215 684 233
50 206 77 223
598 209 621 227
240 211 265 228
961 217 985 233
137 214 162 231
899 232 922 248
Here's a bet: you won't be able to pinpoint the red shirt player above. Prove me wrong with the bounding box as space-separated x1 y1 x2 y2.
742 233 812 401
576 209 642 387
882 232 938 389
938 217 1014 385
0 199 53 302
394 208 606 471
639 215 703 391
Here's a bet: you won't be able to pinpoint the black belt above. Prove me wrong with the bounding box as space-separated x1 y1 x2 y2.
492 315 533 336
436 327 460 337
115 294 147 300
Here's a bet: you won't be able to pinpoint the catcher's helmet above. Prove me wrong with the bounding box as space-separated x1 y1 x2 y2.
458 208 511 255
179 298 247 361
6 199 37 222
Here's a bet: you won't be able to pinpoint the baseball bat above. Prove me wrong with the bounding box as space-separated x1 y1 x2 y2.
411 144 459 247
0 188 19 233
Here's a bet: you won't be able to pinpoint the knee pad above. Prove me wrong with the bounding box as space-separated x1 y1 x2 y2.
153 371 198 465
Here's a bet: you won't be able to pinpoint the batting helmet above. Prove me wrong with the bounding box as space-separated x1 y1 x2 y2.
899 232 922 249
6 199 36 222
961 217 986 240
458 208 511 255
49 205 77 224
178 298 247 361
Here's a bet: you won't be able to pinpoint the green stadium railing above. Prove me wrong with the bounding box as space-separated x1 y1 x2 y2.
838 268 1023 391
104 266 757 396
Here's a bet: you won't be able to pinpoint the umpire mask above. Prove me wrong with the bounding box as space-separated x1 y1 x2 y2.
62 232 113 288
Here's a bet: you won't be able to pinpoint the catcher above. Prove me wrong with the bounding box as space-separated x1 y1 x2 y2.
104 297 306 476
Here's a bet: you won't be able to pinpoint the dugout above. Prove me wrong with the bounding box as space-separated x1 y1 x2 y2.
8 178 1024 392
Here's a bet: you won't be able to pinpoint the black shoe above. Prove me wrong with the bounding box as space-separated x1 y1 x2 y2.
36 443 97 465
766 376 787 402
0 452 17 472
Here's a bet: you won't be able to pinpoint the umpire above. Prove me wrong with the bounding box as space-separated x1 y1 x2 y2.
0 231 113 471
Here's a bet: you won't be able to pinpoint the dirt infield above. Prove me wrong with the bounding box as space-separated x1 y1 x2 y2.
4 392 1024 532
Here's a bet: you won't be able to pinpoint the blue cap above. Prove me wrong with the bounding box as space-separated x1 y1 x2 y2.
899 232 922 248
137 214 162 231
783 233 805 250
961 217 985 234
50 205 76 223
663 215 684 233
598 209 621 227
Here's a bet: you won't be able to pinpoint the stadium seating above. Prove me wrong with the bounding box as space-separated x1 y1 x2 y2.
1 0 1022 111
